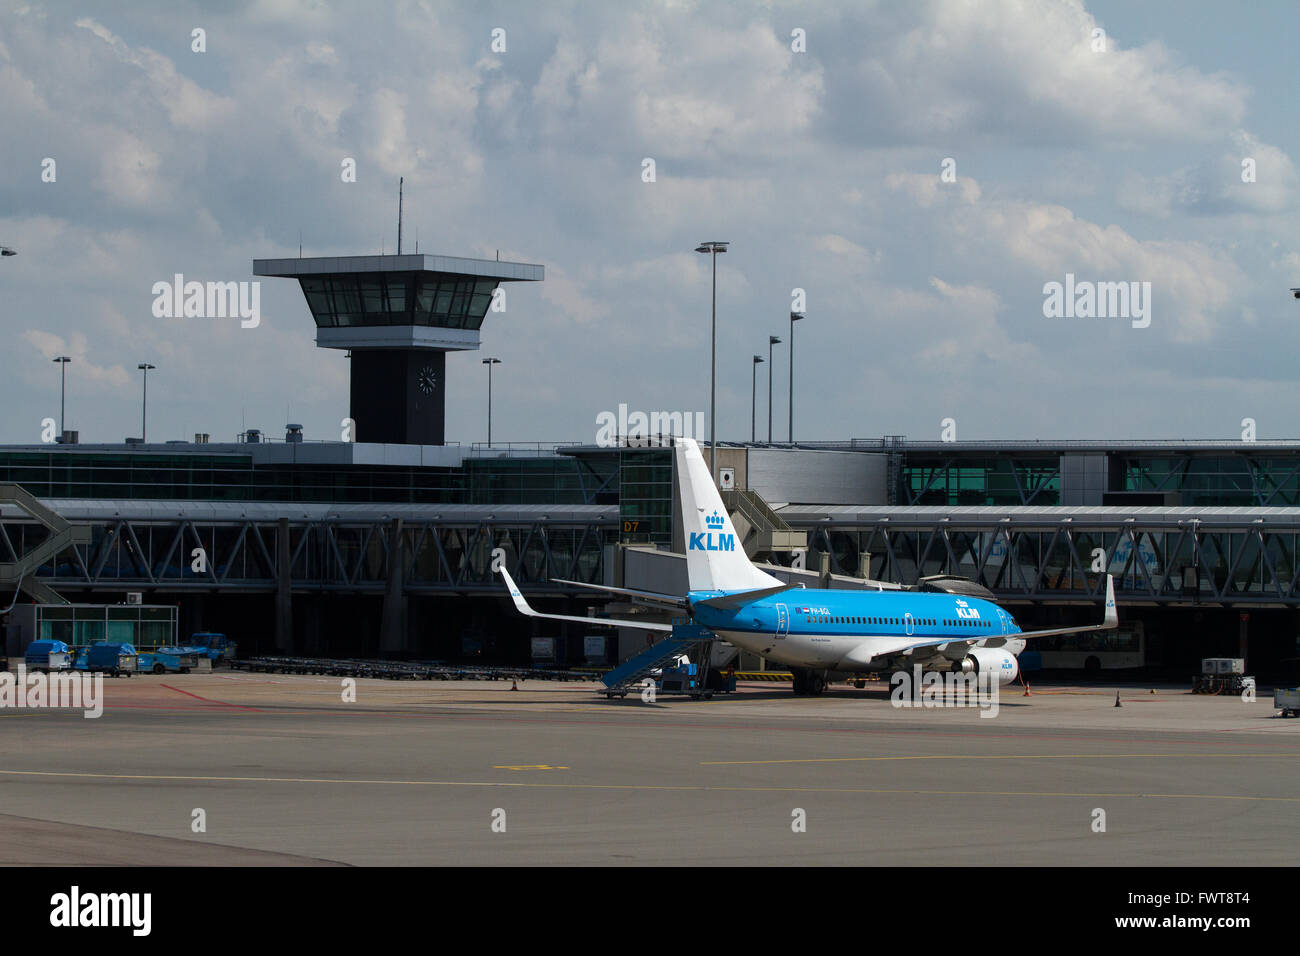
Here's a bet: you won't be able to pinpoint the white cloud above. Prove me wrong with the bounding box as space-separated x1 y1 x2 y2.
22 330 131 387
93 130 164 207
831 0 1247 146
74 17 235 130
1117 130 1298 218
0 1 1292 445
885 172 982 207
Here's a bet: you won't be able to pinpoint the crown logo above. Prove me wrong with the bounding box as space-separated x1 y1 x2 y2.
705 511 725 530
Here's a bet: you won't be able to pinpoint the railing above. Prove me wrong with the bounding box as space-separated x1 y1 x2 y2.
0 483 78 604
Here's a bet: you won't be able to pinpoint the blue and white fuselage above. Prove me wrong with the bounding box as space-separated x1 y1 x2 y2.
499 437 1116 696
689 589 1025 671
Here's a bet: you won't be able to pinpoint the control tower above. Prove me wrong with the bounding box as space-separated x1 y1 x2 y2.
254 253 543 445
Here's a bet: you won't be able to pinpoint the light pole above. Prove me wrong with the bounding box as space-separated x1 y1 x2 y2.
767 335 781 444
52 356 70 440
788 311 804 444
137 363 156 442
694 241 728 482
751 355 764 442
482 357 501 447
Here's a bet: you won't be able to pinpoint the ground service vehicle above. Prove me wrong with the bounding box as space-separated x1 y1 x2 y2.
1275 687 1300 717
180 632 236 665
138 647 199 675
80 642 138 677
24 640 72 672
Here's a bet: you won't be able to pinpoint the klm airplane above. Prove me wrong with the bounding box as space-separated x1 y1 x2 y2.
500 437 1116 696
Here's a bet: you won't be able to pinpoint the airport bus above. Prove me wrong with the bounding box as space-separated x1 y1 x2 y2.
1034 622 1145 672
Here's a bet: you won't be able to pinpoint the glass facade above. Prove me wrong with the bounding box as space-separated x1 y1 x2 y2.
35 604 178 648
10 445 1300 527
904 456 1061 506
0 451 614 506
299 272 498 329
904 452 1300 508
1120 455 1300 506
618 448 673 545
464 456 617 505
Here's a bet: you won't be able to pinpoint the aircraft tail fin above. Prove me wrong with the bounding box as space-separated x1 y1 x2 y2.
674 438 782 593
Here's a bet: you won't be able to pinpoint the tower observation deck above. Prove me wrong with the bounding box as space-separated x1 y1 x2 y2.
254 253 543 445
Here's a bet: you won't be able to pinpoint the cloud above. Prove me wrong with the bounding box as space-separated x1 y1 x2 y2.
824 0 1248 147
0 1 1291 445
533 17 824 161
1117 130 1298 218
885 172 982 207
858 180 1250 344
915 277 1040 366
22 330 131 387
74 17 235 130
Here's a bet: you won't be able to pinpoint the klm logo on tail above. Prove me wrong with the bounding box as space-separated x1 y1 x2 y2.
689 510 735 553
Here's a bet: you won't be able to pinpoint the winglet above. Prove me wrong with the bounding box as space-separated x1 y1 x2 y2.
496 565 675 632
499 566 539 618
1103 573 1117 628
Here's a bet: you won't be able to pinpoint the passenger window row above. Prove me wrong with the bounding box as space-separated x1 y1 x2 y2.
798 614 988 630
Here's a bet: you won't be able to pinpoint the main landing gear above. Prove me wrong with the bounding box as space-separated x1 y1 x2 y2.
791 668 827 697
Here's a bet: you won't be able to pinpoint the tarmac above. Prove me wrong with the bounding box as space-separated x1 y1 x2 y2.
1 671 1296 865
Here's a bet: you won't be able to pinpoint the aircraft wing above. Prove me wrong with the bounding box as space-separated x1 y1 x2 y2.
549 578 687 609
839 576 1117 667
499 568 674 632
1014 575 1118 640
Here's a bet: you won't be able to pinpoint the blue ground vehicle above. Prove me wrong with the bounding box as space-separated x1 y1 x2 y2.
137 647 199 675
78 642 138 677
24 640 72 672
179 632 236 666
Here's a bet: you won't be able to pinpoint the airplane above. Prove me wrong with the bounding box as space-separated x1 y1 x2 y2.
498 437 1117 696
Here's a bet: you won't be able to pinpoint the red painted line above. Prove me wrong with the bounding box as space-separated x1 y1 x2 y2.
158 684 265 711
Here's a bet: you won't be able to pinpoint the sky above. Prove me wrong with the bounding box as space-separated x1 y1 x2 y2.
2 0 1298 447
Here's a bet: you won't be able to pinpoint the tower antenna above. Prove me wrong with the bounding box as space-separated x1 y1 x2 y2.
397 176 403 255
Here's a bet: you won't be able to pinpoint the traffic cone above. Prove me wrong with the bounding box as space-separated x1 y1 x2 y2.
511 679 518 691
1114 690 1122 708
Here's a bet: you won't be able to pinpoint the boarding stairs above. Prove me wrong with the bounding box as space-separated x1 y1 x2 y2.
0 484 85 605
721 487 806 560
600 623 716 696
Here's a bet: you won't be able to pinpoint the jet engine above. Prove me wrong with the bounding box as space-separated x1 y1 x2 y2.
959 648 1019 685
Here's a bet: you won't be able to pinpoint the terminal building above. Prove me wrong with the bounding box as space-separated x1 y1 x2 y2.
3 250 1299 679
